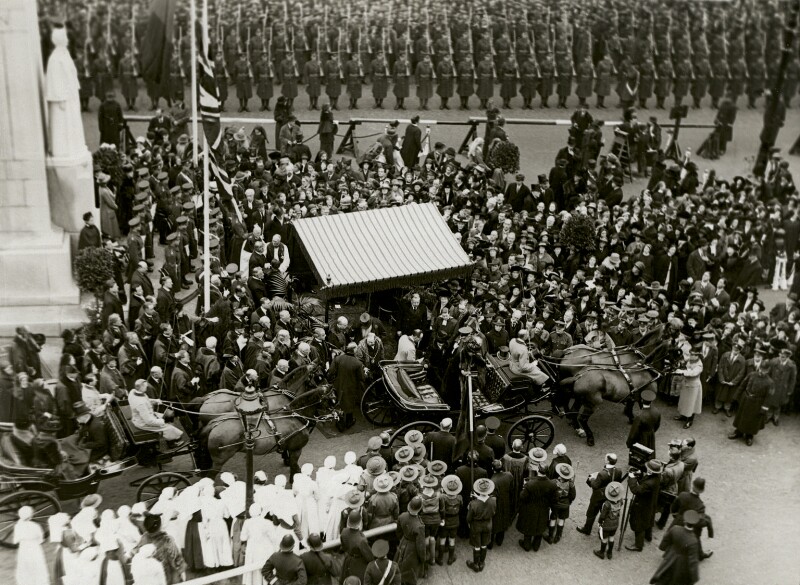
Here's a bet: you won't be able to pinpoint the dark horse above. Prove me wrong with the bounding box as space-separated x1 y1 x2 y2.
195 382 338 477
555 344 667 446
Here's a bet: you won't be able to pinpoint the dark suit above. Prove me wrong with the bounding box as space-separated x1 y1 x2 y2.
400 124 423 168
156 288 177 326
628 473 661 549
506 182 534 213
101 291 125 328
650 525 700 585
77 415 110 461
328 353 366 428
422 430 456 469
626 406 661 453
78 224 102 250
516 475 559 550
398 303 428 335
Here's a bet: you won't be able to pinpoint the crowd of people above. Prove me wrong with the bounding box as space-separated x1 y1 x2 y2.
11 421 713 585
39 0 800 113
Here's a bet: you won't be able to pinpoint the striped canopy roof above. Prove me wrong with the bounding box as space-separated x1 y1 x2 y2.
292 203 474 299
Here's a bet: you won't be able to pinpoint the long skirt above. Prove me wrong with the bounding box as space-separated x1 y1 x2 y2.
677 384 703 417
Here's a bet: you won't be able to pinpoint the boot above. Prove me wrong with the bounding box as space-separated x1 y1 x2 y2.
541 97 549 108
606 542 614 559
443 98 449 109
656 97 664 109
428 539 436 564
594 541 607 559
597 96 604 108
332 98 338 110
639 98 647 109
479 548 487 570
435 546 444 566
447 545 456 565
576 521 592 535
543 524 555 544
554 525 564 543
467 549 481 572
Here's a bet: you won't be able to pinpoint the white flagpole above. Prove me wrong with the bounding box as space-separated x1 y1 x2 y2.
191 0 199 165
202 0 210 313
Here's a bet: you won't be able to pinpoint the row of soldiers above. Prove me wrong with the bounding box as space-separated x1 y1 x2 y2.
44 0 800 111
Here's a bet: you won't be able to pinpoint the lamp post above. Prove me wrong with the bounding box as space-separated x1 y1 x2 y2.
234 385 262 512
753 0 800 177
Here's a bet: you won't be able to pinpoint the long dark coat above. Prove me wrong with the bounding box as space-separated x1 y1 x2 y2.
98 99 124 146
400 124 422 169
714 351 746 404
490 470 515 533
515 476 558 536
733 370 771 435
340 527 374 584
328 353 366 415
628 473 661 532
371 63 390 99
394 512 425 585
649 525 700 585
626 406 661 453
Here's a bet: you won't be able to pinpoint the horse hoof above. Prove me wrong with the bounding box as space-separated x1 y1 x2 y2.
587 437 595 447
576 429 586 438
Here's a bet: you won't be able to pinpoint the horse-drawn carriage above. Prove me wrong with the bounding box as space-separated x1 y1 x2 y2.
0 398 203 548
361 356 556 452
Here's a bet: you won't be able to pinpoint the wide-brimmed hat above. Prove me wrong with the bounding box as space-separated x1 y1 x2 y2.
646 460 663 474
388 470 400 485
420 474 438 489
395 446 414 463
555 463 574 480
473 478 495 496
528 448 547 463
441 475 463 496
373 473 393 493
80 494 103 508
427 460 447 476
407 496 423 515
605 481 623 502
346 490 365 507
399 465 420 483
404 429 424 445
359 312 372 324
367 456 387 476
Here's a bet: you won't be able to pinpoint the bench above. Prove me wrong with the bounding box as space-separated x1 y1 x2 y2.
108 403 160 447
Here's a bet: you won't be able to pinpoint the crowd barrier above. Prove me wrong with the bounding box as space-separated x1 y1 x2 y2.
176 523 397 585
122 114 716 159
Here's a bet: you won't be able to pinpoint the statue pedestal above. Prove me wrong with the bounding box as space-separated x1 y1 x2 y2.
46 150 95 248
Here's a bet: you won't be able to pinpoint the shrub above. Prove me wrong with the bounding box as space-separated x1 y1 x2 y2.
74 247 115 297
487 140 520 174
560 213 597 254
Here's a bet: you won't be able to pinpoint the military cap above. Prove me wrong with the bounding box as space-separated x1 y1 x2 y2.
136 180 151 190
166 232 179 242
176 216 189 225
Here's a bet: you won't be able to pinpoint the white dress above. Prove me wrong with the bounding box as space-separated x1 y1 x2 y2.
292 473 321 538
199 496 234 567
324 482 354 541
13 520 49 585
240 516 278 585
131 555 167 585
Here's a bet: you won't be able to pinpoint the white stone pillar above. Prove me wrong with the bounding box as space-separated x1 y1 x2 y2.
0 0 81 327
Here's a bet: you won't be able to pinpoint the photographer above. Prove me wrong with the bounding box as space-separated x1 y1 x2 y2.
625 459 662 552
577 453 624 536
626 389 661 455
655 441 686 530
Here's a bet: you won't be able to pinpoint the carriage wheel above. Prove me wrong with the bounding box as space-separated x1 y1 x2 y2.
388 421 441 448
0 490 60 549
505 415 555 452
136 472 192 506
361 380 399 427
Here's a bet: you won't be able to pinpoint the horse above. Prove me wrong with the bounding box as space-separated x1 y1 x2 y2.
552 344 666 446
196 383 338 477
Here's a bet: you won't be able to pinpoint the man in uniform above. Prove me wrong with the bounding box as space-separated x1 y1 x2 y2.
393 51 411 110
520 54 539 110
324 53 342 110
255 53 274 111
344 53 362 110
476 54 494 109
422 417 456 471
280 54 299 109
673 58 692 108
436 54 455 110
234 52 253 112
692 57 710 109
371 50 390 108
457 55 475 110
627 389 661 450
303 52 322 110
214 53 229 110
555 51 572 109
98 91 125 148
499 56 517 109
120 50 138 111
415 53 434 110
547 320 573 357
262 535 306 585
654 57 674 109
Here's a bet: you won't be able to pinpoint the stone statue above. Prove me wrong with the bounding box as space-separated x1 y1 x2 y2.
45 26 88 158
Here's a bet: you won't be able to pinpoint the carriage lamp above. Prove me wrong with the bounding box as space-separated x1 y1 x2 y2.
234 385 262 511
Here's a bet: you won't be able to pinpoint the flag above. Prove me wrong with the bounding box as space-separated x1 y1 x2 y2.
140 0 176 99
196 19 243 222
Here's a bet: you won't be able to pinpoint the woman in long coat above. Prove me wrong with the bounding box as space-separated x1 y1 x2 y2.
674 350 703 428
98 174 121 239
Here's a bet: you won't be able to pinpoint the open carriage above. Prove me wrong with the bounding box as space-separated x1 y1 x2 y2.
0 397 202 548
361 355 556 452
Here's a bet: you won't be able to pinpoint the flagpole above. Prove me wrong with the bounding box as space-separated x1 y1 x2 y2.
201 0 210 312
467 368 475 490
191 0 199 166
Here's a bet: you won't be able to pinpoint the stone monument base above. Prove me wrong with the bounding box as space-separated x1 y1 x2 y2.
46 150 95 250
0 228 83 335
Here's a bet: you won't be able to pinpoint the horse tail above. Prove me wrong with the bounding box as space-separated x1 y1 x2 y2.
193 424 215 471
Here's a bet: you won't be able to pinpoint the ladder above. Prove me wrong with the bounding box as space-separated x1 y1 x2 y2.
610 128 634 182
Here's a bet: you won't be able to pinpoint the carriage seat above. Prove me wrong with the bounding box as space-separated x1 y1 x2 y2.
116 404 160 445
0 432 33 467
395 368 441 404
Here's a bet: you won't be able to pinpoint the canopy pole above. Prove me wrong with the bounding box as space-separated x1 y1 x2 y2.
190 0 199 165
